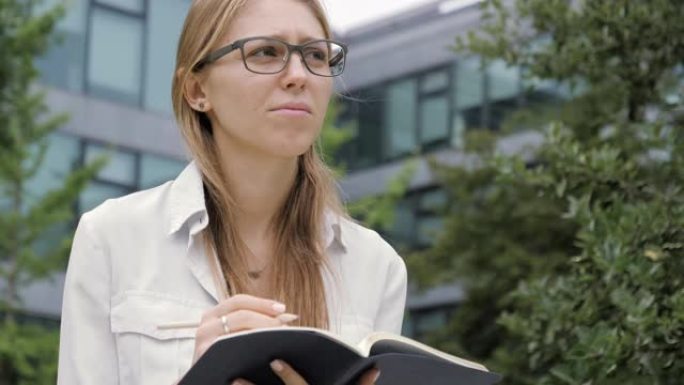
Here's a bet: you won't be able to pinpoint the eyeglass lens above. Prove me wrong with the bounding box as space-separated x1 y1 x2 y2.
242 39 345 76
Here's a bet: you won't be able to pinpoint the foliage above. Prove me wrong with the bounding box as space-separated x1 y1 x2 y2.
318 97 354 177
0 320 58 385
0 0 103 382
408 0 684 383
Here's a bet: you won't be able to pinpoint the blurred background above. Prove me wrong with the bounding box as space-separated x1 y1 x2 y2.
1 0 682 383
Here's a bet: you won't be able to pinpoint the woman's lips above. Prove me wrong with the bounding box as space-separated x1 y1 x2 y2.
270 108 311 117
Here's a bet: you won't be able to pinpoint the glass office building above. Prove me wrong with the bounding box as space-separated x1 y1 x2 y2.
16 0 562 339
334 1 563 338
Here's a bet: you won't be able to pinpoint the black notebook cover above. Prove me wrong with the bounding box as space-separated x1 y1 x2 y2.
178 328 502 385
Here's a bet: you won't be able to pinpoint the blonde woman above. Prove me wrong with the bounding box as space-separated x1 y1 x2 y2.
57 0 407 384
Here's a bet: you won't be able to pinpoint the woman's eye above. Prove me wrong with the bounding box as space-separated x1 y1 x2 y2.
250 46 279 57
305 49 327 62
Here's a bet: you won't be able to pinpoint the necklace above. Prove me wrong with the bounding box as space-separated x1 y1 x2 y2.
245 240 269 280
245 244 269 280
247 268 265 280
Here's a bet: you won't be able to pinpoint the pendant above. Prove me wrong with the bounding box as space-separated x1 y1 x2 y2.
247 270 262 280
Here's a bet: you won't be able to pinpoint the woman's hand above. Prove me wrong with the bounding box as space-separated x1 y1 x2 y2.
231 360 381 385
193 294 298 363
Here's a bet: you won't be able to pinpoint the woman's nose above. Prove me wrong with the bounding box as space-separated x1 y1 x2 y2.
280 52 309 88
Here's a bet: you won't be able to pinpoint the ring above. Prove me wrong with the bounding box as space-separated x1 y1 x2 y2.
220 315 230 334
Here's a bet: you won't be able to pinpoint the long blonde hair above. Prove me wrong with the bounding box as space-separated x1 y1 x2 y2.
172 0 344 329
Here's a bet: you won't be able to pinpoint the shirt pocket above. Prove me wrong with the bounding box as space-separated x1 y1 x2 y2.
338 314 375 347
110 291 205 385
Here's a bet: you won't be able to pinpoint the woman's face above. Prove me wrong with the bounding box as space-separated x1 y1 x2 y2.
198 0 333 159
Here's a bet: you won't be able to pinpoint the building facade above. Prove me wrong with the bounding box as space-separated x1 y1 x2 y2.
14 0 561 339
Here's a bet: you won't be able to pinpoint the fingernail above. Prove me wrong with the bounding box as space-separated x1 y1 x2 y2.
270 359 284 372
277 313 299 323
373 369 381 383
272 302 286 313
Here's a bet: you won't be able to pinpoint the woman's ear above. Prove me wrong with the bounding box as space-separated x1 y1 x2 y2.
180 68 211 112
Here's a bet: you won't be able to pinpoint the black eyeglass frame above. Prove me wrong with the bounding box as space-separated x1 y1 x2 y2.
193 36 349 77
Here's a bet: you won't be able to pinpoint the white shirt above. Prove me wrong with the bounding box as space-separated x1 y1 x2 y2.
57 161 407 385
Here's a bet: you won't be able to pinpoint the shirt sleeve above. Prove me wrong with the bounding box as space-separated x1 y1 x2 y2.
373 248 408 335
57 213 118 385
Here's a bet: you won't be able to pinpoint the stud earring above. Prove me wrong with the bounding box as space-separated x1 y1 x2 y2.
198 102 205 111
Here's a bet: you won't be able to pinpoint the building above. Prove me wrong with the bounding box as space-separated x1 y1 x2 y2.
13 0 561 339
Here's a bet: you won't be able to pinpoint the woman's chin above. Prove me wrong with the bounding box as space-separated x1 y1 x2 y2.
274 144 314 159
270 136 317 158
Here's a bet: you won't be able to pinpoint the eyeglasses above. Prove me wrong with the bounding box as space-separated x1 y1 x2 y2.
193 36 348 77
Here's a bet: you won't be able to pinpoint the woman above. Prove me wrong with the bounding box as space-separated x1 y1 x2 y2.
57 0 407 384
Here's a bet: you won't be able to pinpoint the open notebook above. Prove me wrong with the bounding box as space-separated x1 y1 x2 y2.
178 326 502 385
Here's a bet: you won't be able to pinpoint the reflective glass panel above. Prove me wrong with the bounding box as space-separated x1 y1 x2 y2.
35 0 88 91
420 96 449 145
418 189 448 212
355 87 384 168
88 8 143 104
453 57 484 109
385 79 417 157
140 155 186 189
487 60 521 130
145 0 190 113
421 70 449 93
96 0 144 13
79 182 129 213
416 216 443 245
85 144 137 186
24 133 80 208
389 200 415 246
488 59 520 100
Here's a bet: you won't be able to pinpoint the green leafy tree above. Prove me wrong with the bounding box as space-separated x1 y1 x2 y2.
409 0 684 383
0 1 103 383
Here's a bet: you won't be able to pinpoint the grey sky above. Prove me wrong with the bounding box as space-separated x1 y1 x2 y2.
322 0 437 32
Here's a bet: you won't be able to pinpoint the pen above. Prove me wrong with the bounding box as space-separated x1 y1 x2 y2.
157 313 299 330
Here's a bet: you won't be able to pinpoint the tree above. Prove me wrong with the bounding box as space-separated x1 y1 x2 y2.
408 0 684 383
0 1 103 383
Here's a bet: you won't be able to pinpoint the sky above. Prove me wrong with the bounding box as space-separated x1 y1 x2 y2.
322 0 438 33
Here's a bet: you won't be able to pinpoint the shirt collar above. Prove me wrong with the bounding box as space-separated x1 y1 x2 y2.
166 160 346 249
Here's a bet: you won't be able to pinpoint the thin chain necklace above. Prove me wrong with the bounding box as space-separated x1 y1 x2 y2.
247 268 265 280
245 244 269 280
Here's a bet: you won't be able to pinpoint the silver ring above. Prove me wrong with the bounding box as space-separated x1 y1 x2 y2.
220 315 230 334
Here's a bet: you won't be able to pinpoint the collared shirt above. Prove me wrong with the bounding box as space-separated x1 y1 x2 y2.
57 161 407 385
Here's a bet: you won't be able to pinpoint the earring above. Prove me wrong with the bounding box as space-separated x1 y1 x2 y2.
198 102 205 111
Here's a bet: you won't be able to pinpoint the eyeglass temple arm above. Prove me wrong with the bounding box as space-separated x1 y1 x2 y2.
195 43 240 70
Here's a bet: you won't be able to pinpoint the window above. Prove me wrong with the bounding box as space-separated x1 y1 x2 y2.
80 143 137 213
24 133 81 257
388 200 416 248
416 216 443 246
35 0 88 92
416 188 446 247
452 57 485 147
408 306 457 340
96 0 144 13
385 79 418 158
383 188 447 249
421 71 449 94
145 0 191 113
420 96 449 146
140 154 186 189
25 133 80 207
80 182 130 213
486 59 521 130
87 4 145 105
355 87 384 168
85 144 137 186
419 69 450 148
